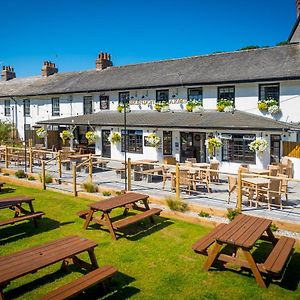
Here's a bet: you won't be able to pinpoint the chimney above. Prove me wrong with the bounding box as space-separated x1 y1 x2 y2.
41 61 58 77
96 52 113 70
1 66 16 81
297 0 300 17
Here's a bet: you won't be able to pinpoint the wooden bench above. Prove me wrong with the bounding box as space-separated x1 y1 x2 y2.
263 236 295 276
142 168 163 183
112 208 162 230
0 211 44 227
40 265 118 300
192 223 227 255
115 167 126 179
0 181 4 191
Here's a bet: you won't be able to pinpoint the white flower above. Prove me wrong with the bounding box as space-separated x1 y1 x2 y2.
224 105 235 113
268 105 281 115
249 138 268 153
146 133 161 147
193 105 204 113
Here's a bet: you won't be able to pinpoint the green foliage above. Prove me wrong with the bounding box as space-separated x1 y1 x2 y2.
102 191 111 197
216 99 234 112
198 211 210 218
27 175 36 181
0 121 12 144
115 190 125 195
270 223 279 232
166 197 189 212
239 45 260 50
276 41 289 46
82 182 97 193
227 208 241 221
15 169 27 178
39 172 53 184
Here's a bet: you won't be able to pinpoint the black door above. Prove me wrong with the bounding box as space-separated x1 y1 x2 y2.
180 132 206 163
102 130 111 158
270 134 281 163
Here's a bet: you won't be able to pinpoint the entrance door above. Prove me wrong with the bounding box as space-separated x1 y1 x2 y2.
180 132 206 163
102 130 111 158
270 134 281 163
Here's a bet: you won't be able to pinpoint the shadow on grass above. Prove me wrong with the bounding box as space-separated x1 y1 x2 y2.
0 218 73 245
5 266 138 300
0 187 16 195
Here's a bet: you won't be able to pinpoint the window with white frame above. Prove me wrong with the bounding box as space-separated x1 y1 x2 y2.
4 100 10 116
156 90 169 103
188 88 203 104
52 97 60 116
23 99 30 116
83 96 93 115
259 84 280 104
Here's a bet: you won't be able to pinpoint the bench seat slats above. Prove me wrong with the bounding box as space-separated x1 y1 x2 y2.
40 266 118 300
263 236 295 274
0 211 44 227
112 208 162 229
192 223 227 254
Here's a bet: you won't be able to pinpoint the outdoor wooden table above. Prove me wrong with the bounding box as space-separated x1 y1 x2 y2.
128 160 158 181
203 214 277 288
249 168 269 176
0 195 43 227
79 192 161 240
0 235 98 299
170 167 197 191
192 163 210 168
242 177 270 206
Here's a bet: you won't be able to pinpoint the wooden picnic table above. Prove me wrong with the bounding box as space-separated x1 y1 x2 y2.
0 195 44 227
125 160 158 181
78 192 162 240
201 214 295 288
192 163 210 168
0 235 98 299
249 168 269 176
242 177 270 206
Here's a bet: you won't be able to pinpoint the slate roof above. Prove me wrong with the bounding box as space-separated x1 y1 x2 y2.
1 44 300 98
37 110 296 131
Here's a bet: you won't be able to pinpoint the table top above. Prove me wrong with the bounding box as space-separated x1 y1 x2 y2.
215 214 272 249
249 168 269 175
90 192 149 212
0 235 97 285
0 195 35 209
192 163 210 168
242 177 270 185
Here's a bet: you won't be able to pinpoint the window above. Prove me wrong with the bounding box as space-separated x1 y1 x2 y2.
83 96 93 115
156 89 169 103
4 100 10 116
222 134 255 163
163 131 172 155
121 130 143 154
218 86 235 103
23 99 30 116
100 95 109 110
51 97 60 116
259 84 280 103
188 88 203 104
119 92 129 105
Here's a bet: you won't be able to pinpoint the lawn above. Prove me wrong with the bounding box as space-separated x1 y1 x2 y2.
0 184 299 300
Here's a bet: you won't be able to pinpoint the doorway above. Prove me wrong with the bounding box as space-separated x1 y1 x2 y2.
180 132 206 162
270 134 281 163
102 130 111 158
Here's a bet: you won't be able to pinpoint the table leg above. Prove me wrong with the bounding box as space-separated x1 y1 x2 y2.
242 249 266 288
28 201 37 227
203 241 223 271
142 199 154 223
83 210 94 230
0 289 4 300
104 212 117 240
266 227 277 246
88 248 99 269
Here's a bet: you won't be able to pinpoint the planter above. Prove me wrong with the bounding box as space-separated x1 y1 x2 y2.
193 106 203 113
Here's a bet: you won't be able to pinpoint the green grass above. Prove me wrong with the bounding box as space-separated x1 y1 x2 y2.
0 185 299 299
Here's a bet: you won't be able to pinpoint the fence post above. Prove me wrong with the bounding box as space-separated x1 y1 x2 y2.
88 154 93 182
72 162 77 197
5 146 8 169
127 157 132 191
28 138 33 148
57 150 62 179
237 171 242 211
29 147 33 173
175 163 180 199
41 160 46 190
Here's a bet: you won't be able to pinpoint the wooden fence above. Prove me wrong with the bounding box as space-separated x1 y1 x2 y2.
283 141 300 158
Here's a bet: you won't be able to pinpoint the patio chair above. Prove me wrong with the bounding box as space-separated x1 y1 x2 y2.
227 175 237 203
197 167 211 193
257 178 282 210
179 170 193 194
268 165 279 177
162 165 172 190
209 161 219 182
278 173 289 202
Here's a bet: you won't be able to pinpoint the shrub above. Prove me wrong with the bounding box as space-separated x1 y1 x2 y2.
102 191 111 196
39 172 53 184
27 175 36 181
227 208 240 221
15 169 27 178
198 211 210 218
270 223 278 232
115 190 125 196
82 182 97 193
166 197 188 212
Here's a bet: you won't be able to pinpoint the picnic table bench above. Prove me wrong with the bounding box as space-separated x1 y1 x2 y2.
78 192 162 240
0 195 44 227
0 235 117 300
192 214 295 288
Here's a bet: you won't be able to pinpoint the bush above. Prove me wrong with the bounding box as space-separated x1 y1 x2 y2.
115 190 125 196
82 182 97 193
27 175 36 181
15 169 27 178
270 223 278 232
102 191 111 197
198 211 210 218
227 208 240 221
166 197 188 212
39 172 53 184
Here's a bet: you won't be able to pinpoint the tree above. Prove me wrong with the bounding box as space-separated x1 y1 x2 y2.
0 120 12 144
276 41 289 46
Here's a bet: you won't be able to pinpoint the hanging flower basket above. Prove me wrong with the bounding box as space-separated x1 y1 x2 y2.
117 103 131 113
60 130 74 145
249 138 269 156
154 101 169 112
268 104 281 115
85 131 99 145
145 133 160 147
36 127 47 138
217 99 234 112
205 137 222 157
109 132 121 144
258 101 268 112
185 100 203 112
258 98 281 116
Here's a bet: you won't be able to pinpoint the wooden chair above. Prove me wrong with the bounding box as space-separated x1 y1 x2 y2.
197 167 211 193
178 170 193 194
162 165 172 190
227 175 237 203
268 165 279 177
278 173 289 202
209 161 220 182
257 178 282 210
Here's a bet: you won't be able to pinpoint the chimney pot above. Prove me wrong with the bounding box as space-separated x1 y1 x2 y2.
41 60 58 77
1 65 16 81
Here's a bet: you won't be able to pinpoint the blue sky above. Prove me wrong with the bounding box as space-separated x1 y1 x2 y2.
0 0 296 77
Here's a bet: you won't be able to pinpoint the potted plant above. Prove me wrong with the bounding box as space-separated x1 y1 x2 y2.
185 102 194 112
145 133 160 147
155 101 169 112
217 99 234 112
249 137 269 156
205 137 222 158
109 132 121 144
258 101 268 112
60 130 74 145
117 103 130 113
85 131 99 145
36 127 47 138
